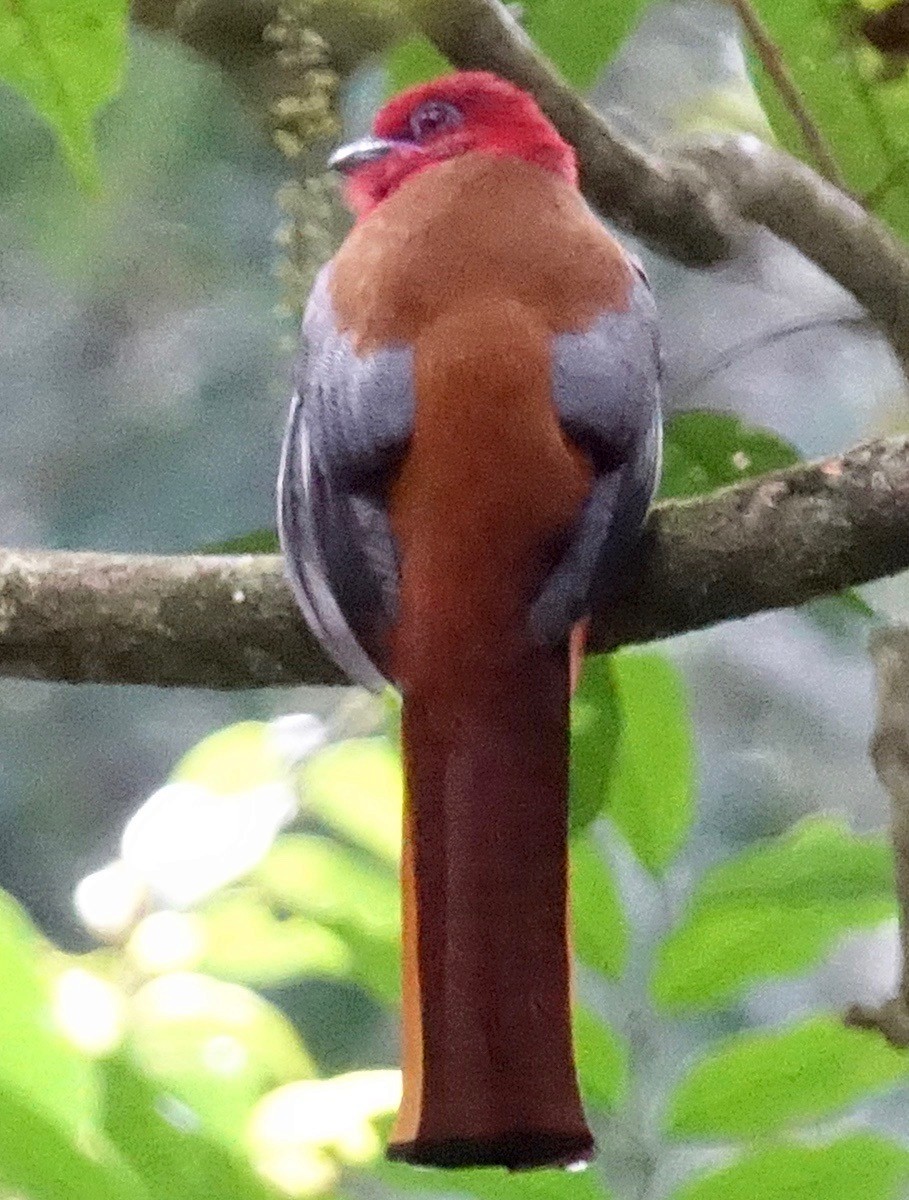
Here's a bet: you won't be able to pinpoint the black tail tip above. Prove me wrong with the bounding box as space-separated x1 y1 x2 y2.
386 1130 596 1172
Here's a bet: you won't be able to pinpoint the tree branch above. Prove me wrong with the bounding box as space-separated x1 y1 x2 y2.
411 0 909 379
687 138 909 378
407 0 738 265
1 436 907 689
845 627 909 1048
133 0 909 377
0 549 343 689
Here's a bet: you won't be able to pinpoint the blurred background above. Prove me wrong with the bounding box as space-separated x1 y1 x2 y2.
2 1 909 1197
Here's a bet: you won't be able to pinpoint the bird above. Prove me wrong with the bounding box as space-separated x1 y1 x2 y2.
278 69 662 1172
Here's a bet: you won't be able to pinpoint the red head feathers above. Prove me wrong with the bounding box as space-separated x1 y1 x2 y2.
330 70 578 217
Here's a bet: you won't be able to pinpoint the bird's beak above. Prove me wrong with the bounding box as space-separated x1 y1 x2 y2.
328 137 410 173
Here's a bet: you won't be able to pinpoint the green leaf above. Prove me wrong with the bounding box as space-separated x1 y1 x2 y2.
522 0 650 89
654 907 853 1014
808 590 877 630
695 818 894 913
256 834 401 1004
569 654 622 835
0 1084 145 1200
379 1151 614 1200
653 819 895 1011
573 1006 628 1112
659 413 874 620
301 737 403 865
171 721 288 795
606 650 694 874
570 834 628 979
672 1134 909 1200
659 412 800 500
259 836 399 941
748 1 909 242
0 0 128 189
668 1016 909 1139
199 530 280 555
0 892 138 1196
0 892 96 1134
386 33 450 93
128 973 314 1142
102 1056 278 1200
199 892 353 985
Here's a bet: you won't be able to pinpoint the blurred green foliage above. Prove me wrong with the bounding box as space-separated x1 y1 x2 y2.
0 0 127 189
0 629 905 1198
747 0 909 240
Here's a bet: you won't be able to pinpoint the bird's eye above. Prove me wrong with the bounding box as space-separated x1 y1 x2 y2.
409 99 462 140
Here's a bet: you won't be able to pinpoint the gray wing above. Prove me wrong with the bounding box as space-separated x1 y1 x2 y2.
530 269 662 645
278 264 414 689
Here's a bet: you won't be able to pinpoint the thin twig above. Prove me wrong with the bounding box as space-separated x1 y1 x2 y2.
726 0 846 188
0 436 907 688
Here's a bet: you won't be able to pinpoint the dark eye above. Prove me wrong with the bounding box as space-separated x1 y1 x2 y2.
409 99 462 140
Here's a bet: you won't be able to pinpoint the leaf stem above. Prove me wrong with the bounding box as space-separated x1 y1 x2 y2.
725 0 846 187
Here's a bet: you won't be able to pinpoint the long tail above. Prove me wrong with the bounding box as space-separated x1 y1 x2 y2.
387 644 593 1170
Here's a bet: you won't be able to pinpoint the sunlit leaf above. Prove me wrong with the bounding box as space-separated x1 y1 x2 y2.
570 835 628 980
569 654 622 835
129 973 315 1142
606 651 694 874
199 892 353 985
301 738 403 865
0 892 96 1133
102 1055 278 1200
0 0 128 188
250 1070 401 1193
672 1134 909 1200
51 966 126 1057
653 820 895 1010
667 1016 909 1139
122 772 296 909
171 722 288 796
0 900 133 1197
0 1084 144 1200
573 1006 629 1112
256 834 400 1004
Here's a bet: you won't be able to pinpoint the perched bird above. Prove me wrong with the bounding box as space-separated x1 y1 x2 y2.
279 70 661 1171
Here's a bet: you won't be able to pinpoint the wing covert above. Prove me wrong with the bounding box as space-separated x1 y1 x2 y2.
530 270 662 644
278 264 414 687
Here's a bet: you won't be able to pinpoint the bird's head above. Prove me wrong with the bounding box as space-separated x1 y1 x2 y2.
330 71 577 217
